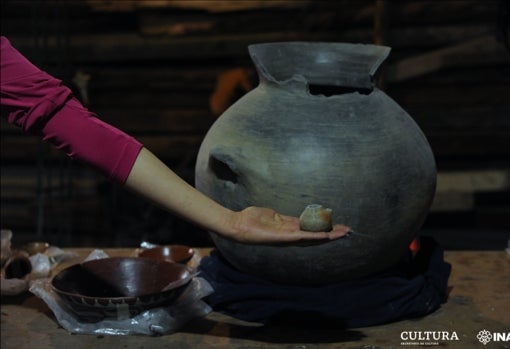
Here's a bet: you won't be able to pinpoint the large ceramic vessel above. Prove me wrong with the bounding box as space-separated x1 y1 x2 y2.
195 42 436 285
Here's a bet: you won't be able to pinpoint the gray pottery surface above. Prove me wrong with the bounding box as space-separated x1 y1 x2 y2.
195 42 436 285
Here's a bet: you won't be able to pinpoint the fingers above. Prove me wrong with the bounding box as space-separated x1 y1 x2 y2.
279 225 351 243
295 224 351 240
297 229 349 241
331 224 352 235
325 228 350 240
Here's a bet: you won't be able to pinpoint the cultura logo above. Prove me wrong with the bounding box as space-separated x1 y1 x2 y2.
477 329 510 346
400 331 459 346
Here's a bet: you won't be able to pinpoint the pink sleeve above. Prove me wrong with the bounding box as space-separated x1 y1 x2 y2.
0 36 142 183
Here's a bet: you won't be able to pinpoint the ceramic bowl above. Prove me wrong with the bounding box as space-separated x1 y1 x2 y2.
22 241 50 255
51 257 192 322
138 245 194 264
4 250 32 279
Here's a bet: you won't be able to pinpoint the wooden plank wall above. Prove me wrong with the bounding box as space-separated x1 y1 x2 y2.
1 0 509 247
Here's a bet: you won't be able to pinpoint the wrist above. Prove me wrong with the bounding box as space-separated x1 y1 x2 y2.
218 209 241 239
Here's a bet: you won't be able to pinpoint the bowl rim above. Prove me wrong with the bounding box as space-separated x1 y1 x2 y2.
137 244 195 262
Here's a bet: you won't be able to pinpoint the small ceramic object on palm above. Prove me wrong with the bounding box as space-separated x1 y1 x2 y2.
299 204 333 232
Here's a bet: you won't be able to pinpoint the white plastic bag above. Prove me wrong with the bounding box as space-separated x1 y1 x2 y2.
29 249 214 336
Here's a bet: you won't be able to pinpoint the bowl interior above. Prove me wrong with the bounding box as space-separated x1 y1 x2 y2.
52 257 191 298
138 245 194 264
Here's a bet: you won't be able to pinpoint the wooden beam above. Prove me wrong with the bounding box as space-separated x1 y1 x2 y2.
374 0 388 46
386 34 510 82
85 0 312 13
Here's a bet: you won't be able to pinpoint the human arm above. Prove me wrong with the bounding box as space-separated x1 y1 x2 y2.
0 35 142 183
0 36 350 244
125 147 351 243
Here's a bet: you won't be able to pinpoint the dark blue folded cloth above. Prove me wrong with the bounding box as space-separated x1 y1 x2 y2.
198 237 451 328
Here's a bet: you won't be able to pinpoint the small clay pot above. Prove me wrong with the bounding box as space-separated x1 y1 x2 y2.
4 250 32 279
22 241 50 255
299 204 333 232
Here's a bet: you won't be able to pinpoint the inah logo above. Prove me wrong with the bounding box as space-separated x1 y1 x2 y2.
477 330 492 345
477 329 510 346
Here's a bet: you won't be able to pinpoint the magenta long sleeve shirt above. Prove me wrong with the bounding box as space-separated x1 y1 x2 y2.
0 36 142 183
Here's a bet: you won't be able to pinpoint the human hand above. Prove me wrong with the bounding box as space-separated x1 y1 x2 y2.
224 206 351 244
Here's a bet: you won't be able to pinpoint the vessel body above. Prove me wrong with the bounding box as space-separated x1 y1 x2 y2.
195 42 436 285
